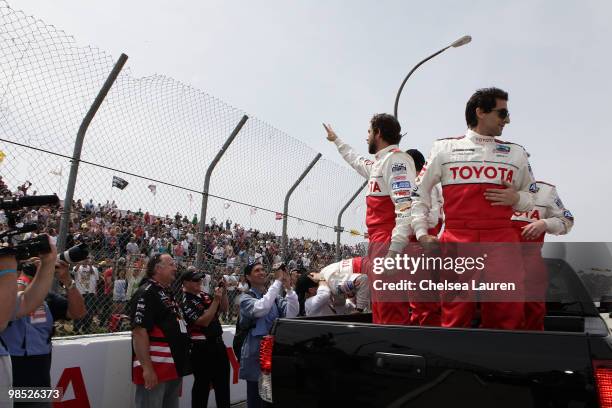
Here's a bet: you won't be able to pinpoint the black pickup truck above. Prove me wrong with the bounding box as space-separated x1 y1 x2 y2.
259 244 612 408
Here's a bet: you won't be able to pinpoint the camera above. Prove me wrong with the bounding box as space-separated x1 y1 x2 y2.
58 243 89 264
0 194 59 261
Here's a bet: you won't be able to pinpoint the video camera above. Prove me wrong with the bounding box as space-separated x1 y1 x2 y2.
0 194 60 260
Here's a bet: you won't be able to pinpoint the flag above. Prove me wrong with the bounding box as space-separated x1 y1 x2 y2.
147 184 157 195
350 229 361 236
0 150 5 164
49 166 62 176
275 212 283 220
112 176 128 190
249 207 257 215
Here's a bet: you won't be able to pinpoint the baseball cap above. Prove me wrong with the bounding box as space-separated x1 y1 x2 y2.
182 270 204 282
243 262 262 277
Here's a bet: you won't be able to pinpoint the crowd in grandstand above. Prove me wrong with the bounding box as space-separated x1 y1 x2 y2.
0 178 362 334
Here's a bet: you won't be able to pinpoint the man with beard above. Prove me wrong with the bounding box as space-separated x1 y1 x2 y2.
324 113 415 324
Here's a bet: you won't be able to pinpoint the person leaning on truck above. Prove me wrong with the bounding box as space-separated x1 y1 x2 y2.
238 262 299 408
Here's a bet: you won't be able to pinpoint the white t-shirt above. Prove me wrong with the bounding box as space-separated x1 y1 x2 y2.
75 265 99 294
113 279 127 302
304 285 333 317
202 274 212 294
213 246 225 260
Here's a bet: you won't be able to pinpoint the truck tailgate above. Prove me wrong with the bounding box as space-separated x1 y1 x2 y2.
271 319 600 408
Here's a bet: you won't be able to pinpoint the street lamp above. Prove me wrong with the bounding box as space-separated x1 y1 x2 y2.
393 35 472 119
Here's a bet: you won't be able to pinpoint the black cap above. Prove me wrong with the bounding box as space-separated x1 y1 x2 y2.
182 270 204 282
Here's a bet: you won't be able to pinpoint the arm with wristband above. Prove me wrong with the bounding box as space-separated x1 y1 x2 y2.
0 255 18 331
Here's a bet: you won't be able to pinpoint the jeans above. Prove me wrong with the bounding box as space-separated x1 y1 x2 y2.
135 378 181 408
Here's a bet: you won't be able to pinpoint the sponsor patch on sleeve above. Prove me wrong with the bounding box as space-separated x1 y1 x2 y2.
563 210 574 220
391 181 411 190
494 144 511 153
554 197 565 209
529 183 538 193
391 163 407 174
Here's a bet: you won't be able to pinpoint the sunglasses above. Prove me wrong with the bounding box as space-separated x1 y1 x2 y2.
491 108 510 120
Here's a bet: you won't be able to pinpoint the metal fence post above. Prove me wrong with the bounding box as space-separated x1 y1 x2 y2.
195 115 249 269
282 153 322 260
335 180 367 261
57 53 128 252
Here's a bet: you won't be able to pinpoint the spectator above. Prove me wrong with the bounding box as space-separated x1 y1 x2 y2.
173 240 185 265
130 254 191 408
113 269 128 315
126 261 145 301
2 259 86 398
99 261 114 328
238 263 298 408
74 259 99 333
0 236 57 405
180 269 230 408
126 238 139 256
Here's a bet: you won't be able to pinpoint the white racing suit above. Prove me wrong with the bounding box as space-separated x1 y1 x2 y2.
511 181 574 330
320 257 369 312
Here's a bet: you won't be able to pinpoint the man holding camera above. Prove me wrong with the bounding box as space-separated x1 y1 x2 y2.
0 235 58 408
180 269 230 408
1 256 86 407
238 262 298 408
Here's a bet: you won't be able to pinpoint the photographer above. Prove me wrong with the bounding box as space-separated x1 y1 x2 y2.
180 269 230 408
0 235 57 407
238 262 298 408
1 257 86 407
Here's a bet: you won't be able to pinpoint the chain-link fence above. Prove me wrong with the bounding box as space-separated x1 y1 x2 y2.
0 1 369 335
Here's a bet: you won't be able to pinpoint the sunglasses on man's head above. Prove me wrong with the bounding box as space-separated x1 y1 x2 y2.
491 108 510 120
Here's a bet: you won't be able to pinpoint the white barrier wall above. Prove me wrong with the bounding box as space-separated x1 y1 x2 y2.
50 326 246 407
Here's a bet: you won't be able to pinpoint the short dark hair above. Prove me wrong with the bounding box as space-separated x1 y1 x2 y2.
371 113 402 145
243 262 262 287
465 87 508 128
405 149 425 173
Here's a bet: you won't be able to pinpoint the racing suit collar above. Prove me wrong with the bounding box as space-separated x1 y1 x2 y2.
466 128 495 143
375 144 399 160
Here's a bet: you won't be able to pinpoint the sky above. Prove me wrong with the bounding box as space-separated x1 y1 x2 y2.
8 0 612 242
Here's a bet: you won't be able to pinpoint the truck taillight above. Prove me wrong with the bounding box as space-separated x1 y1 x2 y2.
259 335 275 403
260 335 275 373
594 361 612 407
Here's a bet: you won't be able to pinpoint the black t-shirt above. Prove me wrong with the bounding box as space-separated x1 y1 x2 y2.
46 292 68 322
181 292 223 339
130 279 191 377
